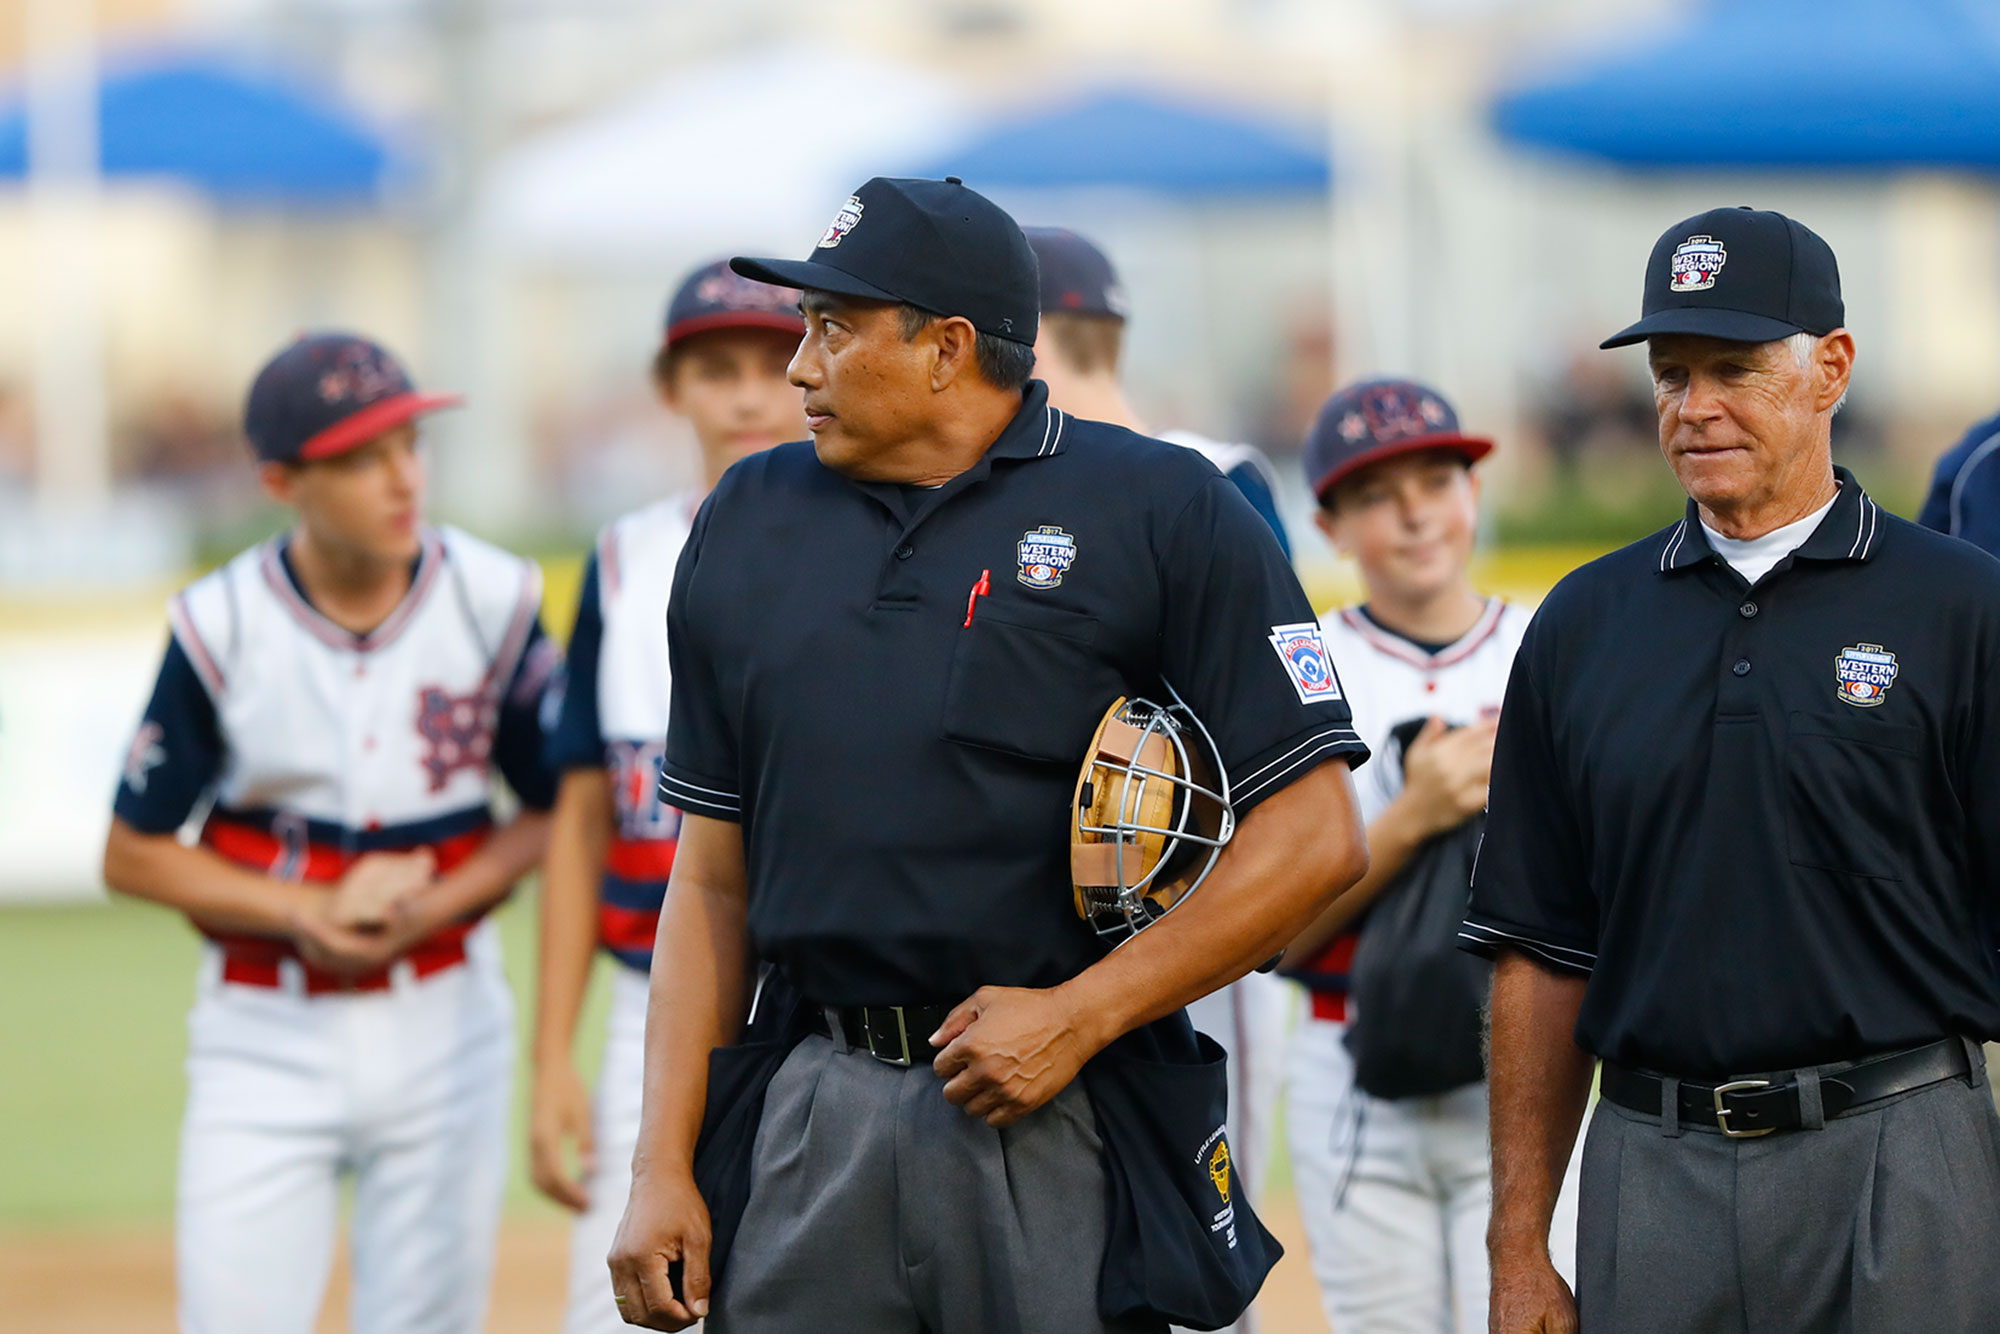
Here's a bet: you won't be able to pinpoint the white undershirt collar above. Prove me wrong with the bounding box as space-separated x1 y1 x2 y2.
1699 486 1840 585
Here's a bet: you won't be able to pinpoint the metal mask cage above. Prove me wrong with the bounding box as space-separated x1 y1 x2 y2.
1075 682 1236 946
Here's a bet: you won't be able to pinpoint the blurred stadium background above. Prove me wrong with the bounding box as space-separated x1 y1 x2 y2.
3 0 1998 1328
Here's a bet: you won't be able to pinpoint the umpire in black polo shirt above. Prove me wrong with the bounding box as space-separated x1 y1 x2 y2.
605 177 1371 1332
1465 206 2000 1334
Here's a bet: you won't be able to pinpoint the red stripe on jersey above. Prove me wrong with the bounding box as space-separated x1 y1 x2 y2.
605 836 676 882
200 817 492 994
598 903 662 954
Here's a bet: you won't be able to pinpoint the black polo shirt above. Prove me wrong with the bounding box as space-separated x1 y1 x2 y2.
660 381 1368 1006
1461 468 2000 1077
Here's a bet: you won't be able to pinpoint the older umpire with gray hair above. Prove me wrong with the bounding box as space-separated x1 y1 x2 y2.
1463 206 2000 1333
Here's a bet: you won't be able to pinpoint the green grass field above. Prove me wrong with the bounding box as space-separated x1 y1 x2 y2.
0 888 612 1232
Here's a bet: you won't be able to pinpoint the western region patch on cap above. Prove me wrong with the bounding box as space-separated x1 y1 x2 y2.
1670 235 1727 292
818 195 864 249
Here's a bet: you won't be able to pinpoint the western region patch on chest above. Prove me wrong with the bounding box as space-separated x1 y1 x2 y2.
1834 642 1898 707
1017 525 1077 589
1269 622 1342 704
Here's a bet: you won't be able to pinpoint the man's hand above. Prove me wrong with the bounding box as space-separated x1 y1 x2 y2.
607 1170 712 1329
931 985 1099 1128
327 849 436 930
530 1060 596 1212
1401 714 1498 836
1490 1250 1578 1334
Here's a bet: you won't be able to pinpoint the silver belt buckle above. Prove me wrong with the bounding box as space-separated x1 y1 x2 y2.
1712 1078 1774 1137
865 1006 914 1067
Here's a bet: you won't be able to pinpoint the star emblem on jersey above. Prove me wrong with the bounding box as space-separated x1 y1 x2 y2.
1017 525 1077 589
416 686 495 791
818 194 864 249
123 721 166 794
1834 642 1898 707
1268 621 1342 705
1670 234 1727 292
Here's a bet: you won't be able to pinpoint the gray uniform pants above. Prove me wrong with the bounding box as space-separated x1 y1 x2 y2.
1576 1044 2000 1333
709 1034 1163 1334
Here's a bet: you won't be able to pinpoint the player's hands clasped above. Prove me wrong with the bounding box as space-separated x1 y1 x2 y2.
529 1059 597 1212
1400 714 1498 837
607 1169 712 1329
931 985 1096 1127
291 849 440 977
1488 1252 1578 1334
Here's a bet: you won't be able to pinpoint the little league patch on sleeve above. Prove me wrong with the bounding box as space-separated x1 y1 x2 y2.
1268 622 1342 704
1835 642 1898 707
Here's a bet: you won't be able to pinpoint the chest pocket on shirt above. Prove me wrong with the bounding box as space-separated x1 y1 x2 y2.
942 602 1121 764
1785 710 1925 880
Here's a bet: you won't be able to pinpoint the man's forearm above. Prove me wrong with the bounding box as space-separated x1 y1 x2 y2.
1488 949 1594 1262
1287 794 1429 959
1062 761 1368 1049
630 873 755 1182
533 772 613 1069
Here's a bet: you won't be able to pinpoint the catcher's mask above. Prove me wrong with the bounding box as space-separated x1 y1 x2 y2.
1070 685 1235 945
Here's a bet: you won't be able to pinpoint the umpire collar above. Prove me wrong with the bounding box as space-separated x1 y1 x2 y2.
1658 465 1883 575
984 379 1070 463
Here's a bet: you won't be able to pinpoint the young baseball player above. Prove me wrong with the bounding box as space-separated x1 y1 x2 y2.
1283 378 1575 1334
101 333 559 1334
529 260 803 1334
1023 228 1293 1253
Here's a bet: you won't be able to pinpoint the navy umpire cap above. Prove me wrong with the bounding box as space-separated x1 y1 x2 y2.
1601 206 1844 349
662 258 804 353
1022 226 1128 320
245 332 461 464
1304 378 1493 503
731 177 1040 345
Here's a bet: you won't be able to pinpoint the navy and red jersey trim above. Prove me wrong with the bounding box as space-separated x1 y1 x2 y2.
598 835 675 970
1338 598 1506 672
199 802 496 993
1289 926 1360 1022
259 530 446 654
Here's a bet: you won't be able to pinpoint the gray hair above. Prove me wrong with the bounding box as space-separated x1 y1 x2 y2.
1786 331 1847 415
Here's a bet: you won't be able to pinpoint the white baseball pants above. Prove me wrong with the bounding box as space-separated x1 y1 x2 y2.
175 924 512 1334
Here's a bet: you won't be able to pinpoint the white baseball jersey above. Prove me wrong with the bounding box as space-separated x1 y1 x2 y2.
115 525 558 1334
546 493 698 975
1288 596 1580 1334
546 494 700 1334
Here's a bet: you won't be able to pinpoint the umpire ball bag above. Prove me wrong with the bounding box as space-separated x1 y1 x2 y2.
1342 812 1490 1099
1083 1010 1283 1330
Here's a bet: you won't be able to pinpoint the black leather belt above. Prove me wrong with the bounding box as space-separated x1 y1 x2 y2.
809 1002 955 1067
1601 1038 1973 1138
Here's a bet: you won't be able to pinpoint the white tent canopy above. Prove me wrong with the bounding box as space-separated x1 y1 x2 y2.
486 47 978 268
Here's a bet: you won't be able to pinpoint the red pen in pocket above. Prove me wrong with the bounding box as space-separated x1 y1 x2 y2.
963 568 991 627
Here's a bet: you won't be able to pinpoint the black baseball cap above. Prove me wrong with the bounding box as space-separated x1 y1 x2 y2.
1022 227 1128 320
1601 206 1844 349
731 177 1039 346
1303 377 1492 504
245 332 461 464
662 258 803 353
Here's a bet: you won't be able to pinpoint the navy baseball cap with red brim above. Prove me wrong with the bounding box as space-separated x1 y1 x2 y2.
731 175 1039 345
1601 206 1843 349
245 332 461 464
1304 378 1492 503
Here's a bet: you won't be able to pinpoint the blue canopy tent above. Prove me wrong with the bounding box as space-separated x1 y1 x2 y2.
1494 0 2000 170
918 89 1329 195
0 52 394 204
